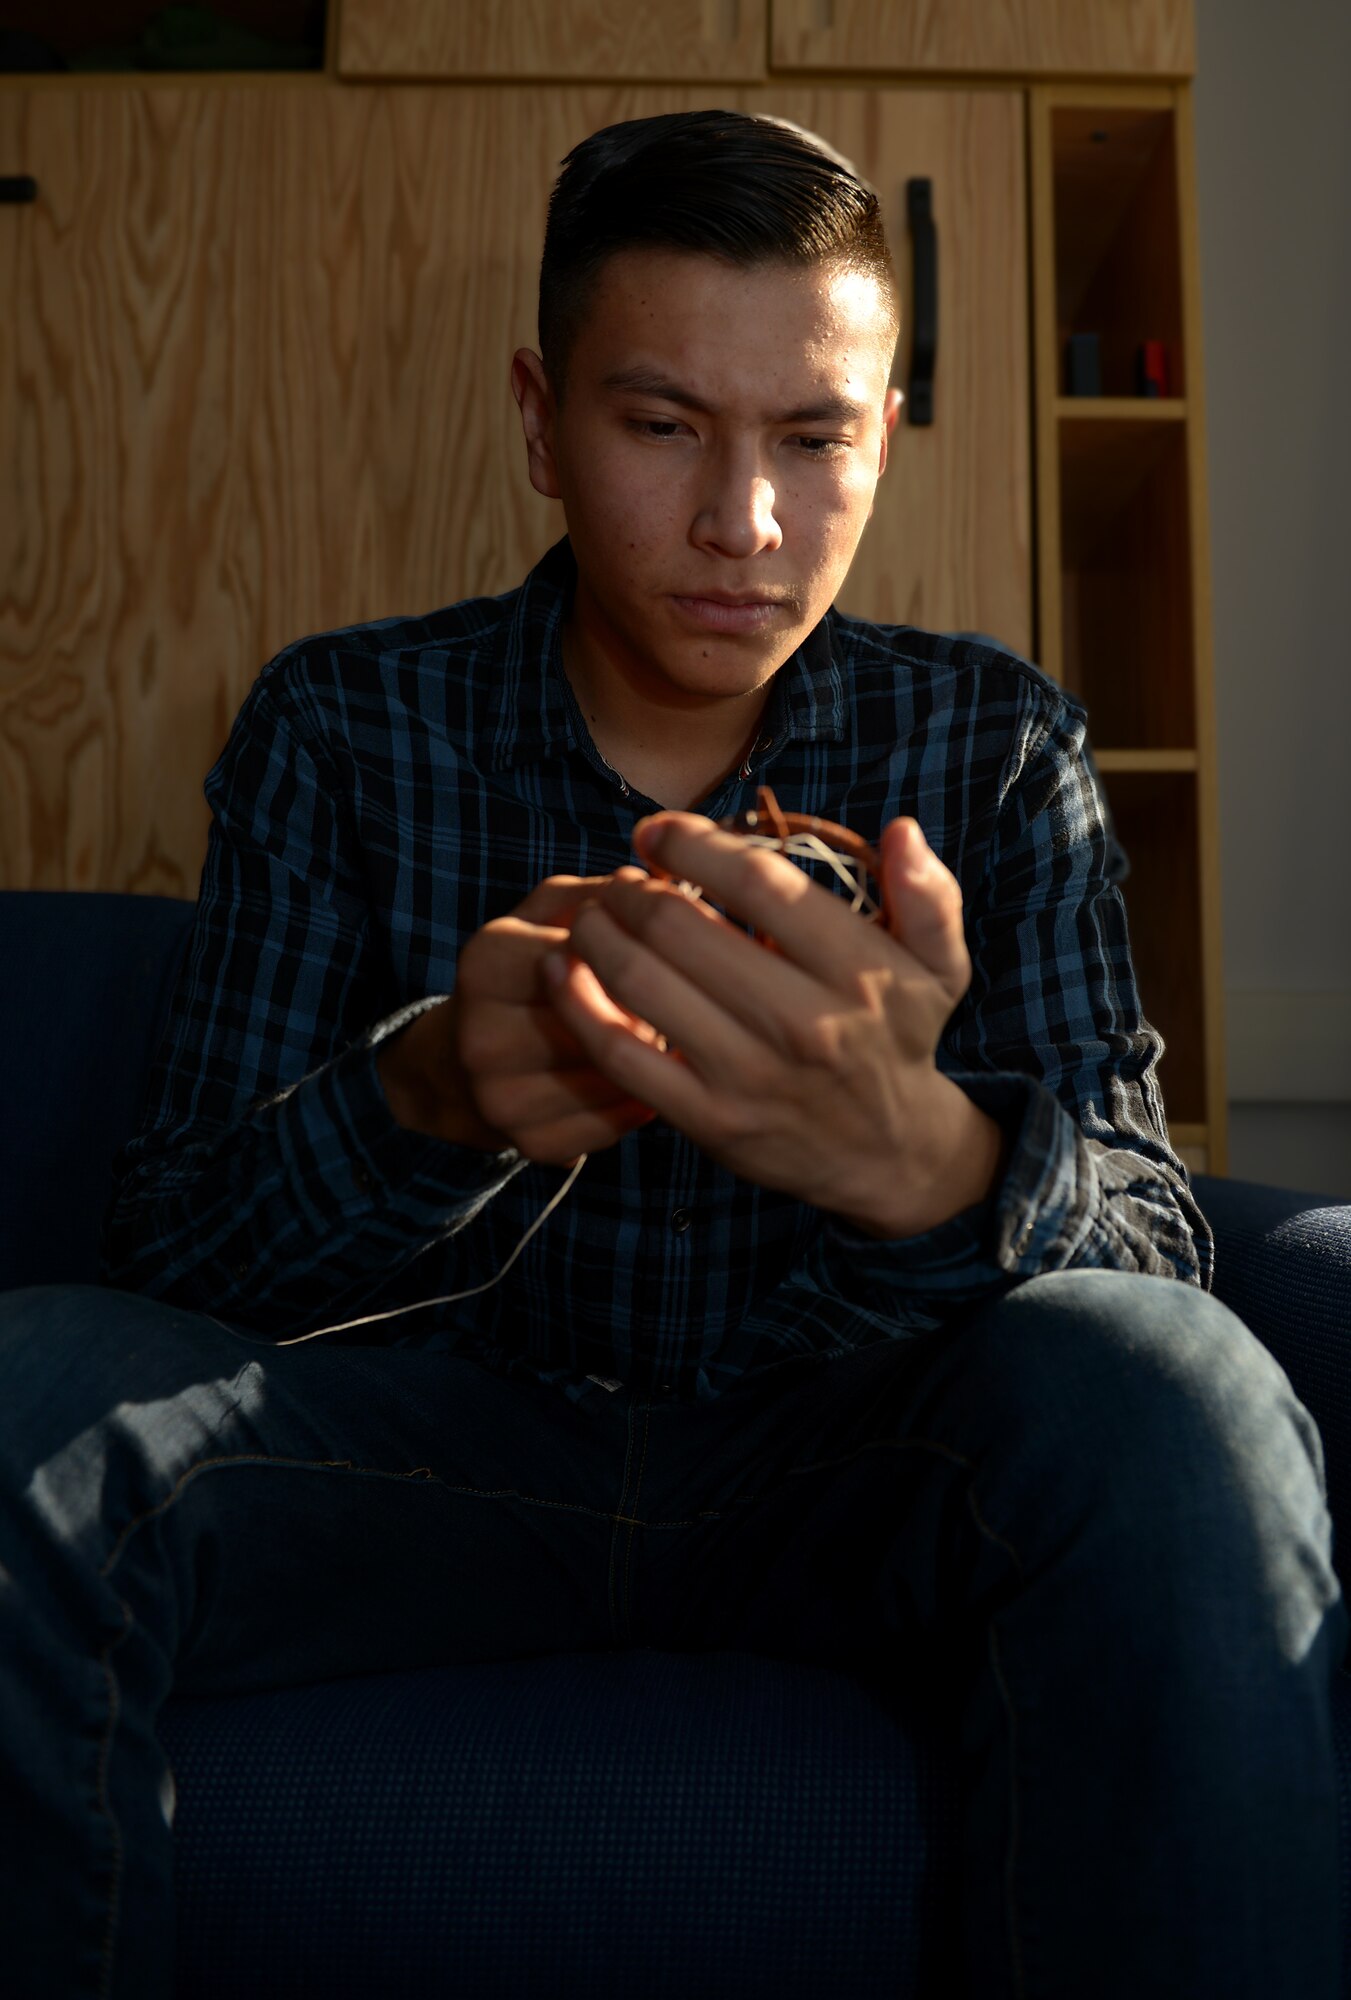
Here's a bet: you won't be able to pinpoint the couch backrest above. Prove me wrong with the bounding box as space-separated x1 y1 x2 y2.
0 891 195 1290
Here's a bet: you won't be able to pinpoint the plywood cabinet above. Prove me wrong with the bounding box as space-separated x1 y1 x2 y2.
770 0 1194 80
336 0 767 81
0 0 1224 1167
0 78 1027 897
336 0 1195 84
784 86 1030 644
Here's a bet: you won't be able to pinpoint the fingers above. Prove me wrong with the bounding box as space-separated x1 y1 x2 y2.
474 1055 657 1138
877 818 972 1006
470 1016 661 1164
508 1097 658 1167
510 872 634 930
629 811 969 1001
631 814 880 984
566 874 817 1061
462 871 651 1002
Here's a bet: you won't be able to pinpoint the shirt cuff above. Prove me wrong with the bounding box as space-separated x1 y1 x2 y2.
271 1006 526 1240
822 1070 1095 1298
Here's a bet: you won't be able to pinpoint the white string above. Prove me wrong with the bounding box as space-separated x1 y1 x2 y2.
273 1152 590 1345
683 832 880 920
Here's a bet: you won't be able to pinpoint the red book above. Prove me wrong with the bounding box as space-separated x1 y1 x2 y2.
1137 340 1170 397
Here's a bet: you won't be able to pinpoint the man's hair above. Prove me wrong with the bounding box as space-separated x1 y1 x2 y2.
538 109 901 409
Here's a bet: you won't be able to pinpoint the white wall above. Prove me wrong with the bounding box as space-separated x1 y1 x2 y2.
1193 0 1351 1196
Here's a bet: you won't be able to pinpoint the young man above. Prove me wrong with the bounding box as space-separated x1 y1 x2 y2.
1 110 1343 1998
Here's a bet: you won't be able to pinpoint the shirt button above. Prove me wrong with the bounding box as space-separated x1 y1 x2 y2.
353 1165 374 1194
233 1261 248 1279
669 1207 694 1234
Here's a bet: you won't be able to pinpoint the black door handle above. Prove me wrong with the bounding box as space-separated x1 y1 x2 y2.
907 177 937 426
0 176 38 203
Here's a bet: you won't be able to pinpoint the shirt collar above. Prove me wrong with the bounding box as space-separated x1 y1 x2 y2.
480 533 848 775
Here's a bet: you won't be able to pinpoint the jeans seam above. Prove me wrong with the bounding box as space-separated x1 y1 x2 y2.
959 1470 1029 2000
609 1402 639 1640
986 1613 1028 2000
94 1610 130 2000
663 1428 1033 1993
698 1431 985 1516
620 1403 653 1645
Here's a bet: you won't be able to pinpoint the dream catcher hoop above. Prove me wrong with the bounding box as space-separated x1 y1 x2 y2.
647 784 887 931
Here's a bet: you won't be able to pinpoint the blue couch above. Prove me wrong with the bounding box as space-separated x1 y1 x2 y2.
4 887 1350 1997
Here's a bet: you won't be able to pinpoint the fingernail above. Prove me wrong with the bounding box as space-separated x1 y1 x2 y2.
543 950 568 988
633 816 663 860
904 823 932 879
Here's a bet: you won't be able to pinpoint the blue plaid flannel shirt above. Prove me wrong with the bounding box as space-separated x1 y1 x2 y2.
102 533 1213 1404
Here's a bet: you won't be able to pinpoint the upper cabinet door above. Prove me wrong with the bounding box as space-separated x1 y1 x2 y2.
338 0 767 81
771 0 1194 80
796 87 1031 653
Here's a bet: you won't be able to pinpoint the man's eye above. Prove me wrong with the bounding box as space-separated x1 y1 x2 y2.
628 421 847 456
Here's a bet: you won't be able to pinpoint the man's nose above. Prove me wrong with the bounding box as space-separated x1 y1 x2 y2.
696 463 783 553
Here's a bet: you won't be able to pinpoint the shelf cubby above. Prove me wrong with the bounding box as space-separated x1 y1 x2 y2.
1033 82 1224 1172
1052 101 1185 400
1058 406 1194 749
1099 768 1206 1128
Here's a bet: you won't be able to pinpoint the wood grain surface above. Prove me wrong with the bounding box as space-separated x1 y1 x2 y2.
0 81 1027 895
338 0 765 80
772 0 1195 80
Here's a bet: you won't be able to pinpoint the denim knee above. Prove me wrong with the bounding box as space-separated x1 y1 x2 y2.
981 1268 1327 1489
947 1270 1341 1659
0 1284 266 1562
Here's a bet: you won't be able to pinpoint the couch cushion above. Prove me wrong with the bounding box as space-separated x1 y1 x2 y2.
161 1648 961 1999
0 890 193 1290
1194 1172 1351 1604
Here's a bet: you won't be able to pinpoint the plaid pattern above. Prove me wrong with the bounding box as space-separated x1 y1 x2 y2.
102 534 1212 1404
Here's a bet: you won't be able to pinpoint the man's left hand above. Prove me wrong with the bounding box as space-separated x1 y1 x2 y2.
542 810 1008 1238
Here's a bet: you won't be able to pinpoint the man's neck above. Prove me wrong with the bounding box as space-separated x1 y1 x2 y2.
560 610 771 813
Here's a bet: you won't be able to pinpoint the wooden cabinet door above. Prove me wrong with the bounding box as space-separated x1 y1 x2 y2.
790 86 1029 643
337 0 766 80
771 0 1194 79
0 80 1027 894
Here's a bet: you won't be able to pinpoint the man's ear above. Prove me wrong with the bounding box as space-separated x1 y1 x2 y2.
877 386 905 478
511 349 562 501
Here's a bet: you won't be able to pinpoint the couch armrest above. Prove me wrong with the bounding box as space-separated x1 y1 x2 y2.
1193 1172 1351 1586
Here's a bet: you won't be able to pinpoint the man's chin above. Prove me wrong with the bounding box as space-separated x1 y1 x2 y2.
653 645 798 708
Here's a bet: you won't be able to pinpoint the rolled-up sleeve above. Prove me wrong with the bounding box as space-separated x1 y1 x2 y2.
817 694 1213 1314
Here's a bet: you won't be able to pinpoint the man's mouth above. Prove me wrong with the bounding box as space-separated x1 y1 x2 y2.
681 590 788 607
670 595 789 633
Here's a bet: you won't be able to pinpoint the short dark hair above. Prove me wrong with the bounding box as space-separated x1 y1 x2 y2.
538 109 901 409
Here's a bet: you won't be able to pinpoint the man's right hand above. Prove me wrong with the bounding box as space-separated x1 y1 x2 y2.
376 872 660 1164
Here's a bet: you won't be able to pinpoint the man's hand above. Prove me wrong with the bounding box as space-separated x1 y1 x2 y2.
542 813 1008 1238
376 876 661 1163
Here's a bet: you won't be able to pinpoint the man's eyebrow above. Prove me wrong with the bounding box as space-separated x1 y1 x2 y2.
600 366 869 426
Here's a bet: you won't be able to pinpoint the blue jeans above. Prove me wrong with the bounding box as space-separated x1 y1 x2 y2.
0 1270 1345 1998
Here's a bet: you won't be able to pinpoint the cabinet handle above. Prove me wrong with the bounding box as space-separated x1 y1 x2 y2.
906 177 937 426
0 176 38 204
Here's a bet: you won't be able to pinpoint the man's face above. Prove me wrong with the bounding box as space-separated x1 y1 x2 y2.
513 248 901 714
